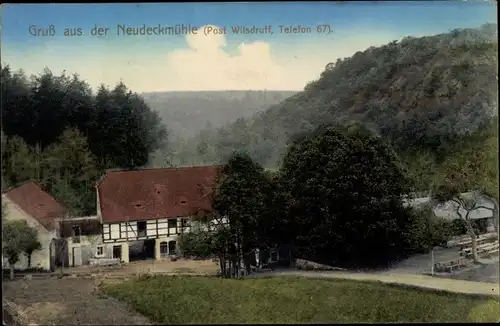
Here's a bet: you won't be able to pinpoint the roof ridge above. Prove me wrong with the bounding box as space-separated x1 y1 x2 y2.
95 165 224 187
107 165 223 173
2 179 41 195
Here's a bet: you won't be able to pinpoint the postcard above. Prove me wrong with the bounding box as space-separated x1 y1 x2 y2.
1 2 498 324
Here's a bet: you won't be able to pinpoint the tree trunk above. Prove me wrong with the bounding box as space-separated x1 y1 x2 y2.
218 255 224 277
59 247 65 275
465 220 479 263
470 231 479 263
9 265 14 280
27 254 32 268
234 236 241 278
491 198 499 234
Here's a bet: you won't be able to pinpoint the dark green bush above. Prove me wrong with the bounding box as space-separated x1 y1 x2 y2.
403 204 453 253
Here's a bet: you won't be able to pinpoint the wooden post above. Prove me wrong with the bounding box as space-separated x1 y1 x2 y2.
431 248 435 275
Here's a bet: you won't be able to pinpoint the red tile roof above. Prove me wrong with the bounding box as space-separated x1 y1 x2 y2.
97 166 222 223
3 181 67 231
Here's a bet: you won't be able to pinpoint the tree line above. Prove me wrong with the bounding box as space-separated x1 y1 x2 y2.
1 65 168 215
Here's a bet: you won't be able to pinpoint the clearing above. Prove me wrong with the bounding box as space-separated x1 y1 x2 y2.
101 275 500 324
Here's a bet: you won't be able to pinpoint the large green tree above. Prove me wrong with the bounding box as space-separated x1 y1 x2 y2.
41 128 100 215
279 124 413 267
178 153 273 277
2 135 39 187
212 152 273 276
1 128 100 215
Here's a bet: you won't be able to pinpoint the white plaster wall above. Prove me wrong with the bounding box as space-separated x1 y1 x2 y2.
155 236 179 259
108 242 130 263
67 234 134 265
67 234 105 266
96 188 103 223
2 195 55 271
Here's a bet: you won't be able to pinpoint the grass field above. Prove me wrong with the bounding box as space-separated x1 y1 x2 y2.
101 276 500 323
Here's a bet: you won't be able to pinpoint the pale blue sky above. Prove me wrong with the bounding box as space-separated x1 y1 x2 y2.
2 2 496 91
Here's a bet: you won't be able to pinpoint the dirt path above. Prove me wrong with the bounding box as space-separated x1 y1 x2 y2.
3 278 152 325
66 258 219 276
448 257 500 284
249 270 500 297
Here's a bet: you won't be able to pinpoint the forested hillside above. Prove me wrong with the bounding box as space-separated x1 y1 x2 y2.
174 23 498 184
1 67 167 215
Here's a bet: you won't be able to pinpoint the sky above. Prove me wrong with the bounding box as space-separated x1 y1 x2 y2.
1 1 497 92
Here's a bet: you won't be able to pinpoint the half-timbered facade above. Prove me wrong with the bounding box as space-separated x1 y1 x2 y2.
101 217 193 243
96 165 222 262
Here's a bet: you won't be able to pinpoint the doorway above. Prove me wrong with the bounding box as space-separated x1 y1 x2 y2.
113 245 122 260
129 239 156 261
168 241 177 255
160 242 168 257
72 247 82 267
49 239 56 272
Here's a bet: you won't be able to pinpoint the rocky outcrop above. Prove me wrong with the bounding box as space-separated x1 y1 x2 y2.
295 259 346 271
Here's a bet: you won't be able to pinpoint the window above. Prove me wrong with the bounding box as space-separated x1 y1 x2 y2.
96 246 104 257
168 219 177 229
72 226 81 243
178 196 188 205
137 221 147 237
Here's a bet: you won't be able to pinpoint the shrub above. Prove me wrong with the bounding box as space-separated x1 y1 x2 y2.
177 231 213 259
403 204 452 253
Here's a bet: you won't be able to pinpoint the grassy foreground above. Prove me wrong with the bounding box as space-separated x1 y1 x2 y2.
102 276 499 324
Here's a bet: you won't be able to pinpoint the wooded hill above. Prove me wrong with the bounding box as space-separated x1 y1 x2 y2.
172 23 498 186
142 91 296 140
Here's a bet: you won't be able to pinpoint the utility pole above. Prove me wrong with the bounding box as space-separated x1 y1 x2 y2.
428 204 436 275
